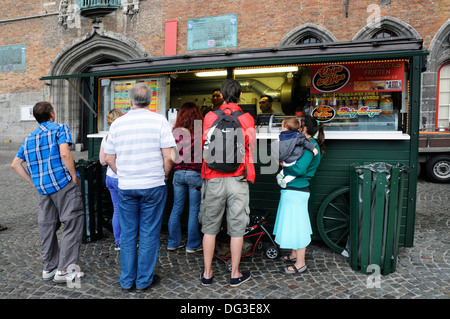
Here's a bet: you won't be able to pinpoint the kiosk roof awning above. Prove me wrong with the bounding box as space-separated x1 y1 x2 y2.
40 38 427 81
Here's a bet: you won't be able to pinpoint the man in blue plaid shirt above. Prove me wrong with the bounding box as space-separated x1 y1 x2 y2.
11 101 84 284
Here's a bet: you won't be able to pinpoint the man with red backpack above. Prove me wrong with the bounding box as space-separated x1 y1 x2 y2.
199 79 256 287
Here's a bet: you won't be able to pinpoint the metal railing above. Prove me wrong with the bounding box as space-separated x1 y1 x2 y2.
77 0 121 9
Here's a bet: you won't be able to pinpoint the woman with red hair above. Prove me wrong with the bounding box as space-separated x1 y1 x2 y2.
167 102 204 253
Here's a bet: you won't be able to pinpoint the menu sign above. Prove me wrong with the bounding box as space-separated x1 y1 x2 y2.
113 79 160 113
311 61 404 94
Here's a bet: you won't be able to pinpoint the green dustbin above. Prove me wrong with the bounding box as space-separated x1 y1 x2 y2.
76 159 104 244
349 162 409 275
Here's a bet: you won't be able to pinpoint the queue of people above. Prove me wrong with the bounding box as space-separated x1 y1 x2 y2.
10 79 324 293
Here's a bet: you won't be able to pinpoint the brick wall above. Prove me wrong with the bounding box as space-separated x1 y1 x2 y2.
1 0 448 94
0 0 449 142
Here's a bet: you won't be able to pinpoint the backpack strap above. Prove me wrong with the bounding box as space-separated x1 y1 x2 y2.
232 110 245 117
213 109 226 116
227 109 247 179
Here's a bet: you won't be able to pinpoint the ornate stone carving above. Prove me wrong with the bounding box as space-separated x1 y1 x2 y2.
58 0 81 29
58 0 69 28
122 0 140 17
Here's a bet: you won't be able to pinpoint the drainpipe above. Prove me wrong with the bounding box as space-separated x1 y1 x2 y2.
0 13 58 24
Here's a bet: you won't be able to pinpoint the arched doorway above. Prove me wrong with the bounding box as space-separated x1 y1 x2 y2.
45 29 148 150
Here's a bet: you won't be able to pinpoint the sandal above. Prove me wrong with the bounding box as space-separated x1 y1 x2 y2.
280 255 297 262
280 264 307 275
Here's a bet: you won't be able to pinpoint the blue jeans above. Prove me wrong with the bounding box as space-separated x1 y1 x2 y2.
118 185 167 289
168 170 203 251
106 175 120 244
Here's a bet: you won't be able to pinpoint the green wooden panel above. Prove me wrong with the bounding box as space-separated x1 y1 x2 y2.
360 170 372 273
372 172 387 267
348 164 406 274
383 167 400 275
252 138 413 248
349 169 360 270
88 137 102 161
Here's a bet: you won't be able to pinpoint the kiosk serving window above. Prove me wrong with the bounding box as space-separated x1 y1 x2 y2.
95 60 409 137
98 76 167 132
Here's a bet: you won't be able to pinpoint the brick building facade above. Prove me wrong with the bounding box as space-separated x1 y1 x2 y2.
0 0 449 147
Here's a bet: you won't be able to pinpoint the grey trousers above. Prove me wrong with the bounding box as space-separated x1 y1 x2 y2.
38 181 84 272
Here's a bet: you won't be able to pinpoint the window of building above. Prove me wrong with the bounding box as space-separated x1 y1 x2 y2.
296 36 321 45
279 23 337 46
371 29 398 39
437 63 450 129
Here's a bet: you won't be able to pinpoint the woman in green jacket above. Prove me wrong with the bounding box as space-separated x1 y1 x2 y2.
273 115 325 274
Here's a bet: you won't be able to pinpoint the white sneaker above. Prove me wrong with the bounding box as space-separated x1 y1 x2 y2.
53 271 68 284
53 270 85 284
42 269 56 281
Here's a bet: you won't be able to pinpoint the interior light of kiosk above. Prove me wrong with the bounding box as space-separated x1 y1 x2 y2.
235 66 298 75
195 71 227 77
195 66 299 77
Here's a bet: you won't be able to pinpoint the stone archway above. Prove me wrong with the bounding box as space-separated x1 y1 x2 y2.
427 19 450 74
421 19 450 130
45 29 148 148
352 16 421 41
279 23 338 46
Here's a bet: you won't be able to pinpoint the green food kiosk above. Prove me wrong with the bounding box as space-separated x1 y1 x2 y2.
43 38 427 271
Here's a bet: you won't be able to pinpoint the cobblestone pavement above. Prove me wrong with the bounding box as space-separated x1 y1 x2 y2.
0 144 449 301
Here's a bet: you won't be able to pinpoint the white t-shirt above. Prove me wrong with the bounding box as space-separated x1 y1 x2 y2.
103 108 176 190
101 135 118 179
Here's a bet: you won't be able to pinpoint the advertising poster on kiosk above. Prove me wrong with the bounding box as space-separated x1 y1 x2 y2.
309 61 405 130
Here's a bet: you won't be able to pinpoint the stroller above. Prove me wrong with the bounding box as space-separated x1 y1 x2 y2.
214 207 279 271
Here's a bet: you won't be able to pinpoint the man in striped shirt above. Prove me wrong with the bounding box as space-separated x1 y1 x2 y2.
104 83 175 293
11 101 84 284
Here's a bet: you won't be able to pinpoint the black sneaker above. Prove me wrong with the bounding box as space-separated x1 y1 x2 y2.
200 272 214 286
230 271 251 287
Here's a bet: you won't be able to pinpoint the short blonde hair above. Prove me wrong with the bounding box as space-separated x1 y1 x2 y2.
106 109 123 125
283 117 300 131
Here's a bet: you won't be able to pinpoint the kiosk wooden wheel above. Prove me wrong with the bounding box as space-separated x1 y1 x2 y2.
317 187 350 256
